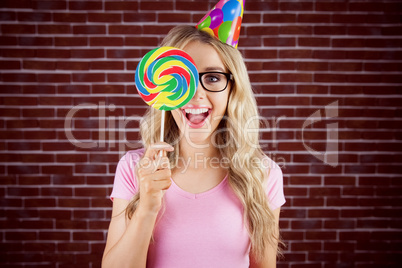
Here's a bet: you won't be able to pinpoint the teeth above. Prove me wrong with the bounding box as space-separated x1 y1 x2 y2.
184 108 208 114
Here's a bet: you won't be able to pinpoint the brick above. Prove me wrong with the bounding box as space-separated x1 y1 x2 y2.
308 209 340 218
73 25 106 35
124 12 156 22
57 242 89 252
7 166 40 175
125 36 159 47
56 61 89 71
298 37 330 47
263 13 296 23
6 119 39 128
293 197 325 207
2 48 35 58
3 73 36 82
69 1 102 10
105 1 138 11
23 60 56 70
298 14 330 23
279 49 312 59
19 176 51 185
75 187 107 197
310 187 341 197
1 24 36 34
36 49 71 58
324 220 355 229
73 231 104 241
55 37 87 47
7 141 40 151
53 12 87 22
0 36 18 46
288 176 321 185
88 13 122 23
74 164 107 174
37 73 70 83
71 49 104 59
0 11 17 21
59 198 90 208
284 187 307 196
39 210 72 220
324 176 356 186
90 37 124 47
24 198 56 208
17 11 51 21
6 232 37 241
330 62 363 72
280 73 312 83
139 1 173 11
89 220 110 229
72 73 105 83
297 85 328 94
244 49 277 59
107 73 133 83
33 1 67 10
38 24 71 34
248 73 278 83
291 242 322 251
246 26 279 36
280 2 313 11
73 209 104 219
92 84 125 94
107 49 141 59
19 36 53 46
279 26 312 35
109 25 142 35
39 96 72 106
306 231 337 240
158 12 191 23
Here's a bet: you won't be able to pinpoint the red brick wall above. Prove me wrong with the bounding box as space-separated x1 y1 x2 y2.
1 0 401 267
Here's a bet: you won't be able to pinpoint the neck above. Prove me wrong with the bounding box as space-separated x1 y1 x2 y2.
177 136 221 170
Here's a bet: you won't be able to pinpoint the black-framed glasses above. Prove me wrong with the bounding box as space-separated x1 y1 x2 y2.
198 72 233 92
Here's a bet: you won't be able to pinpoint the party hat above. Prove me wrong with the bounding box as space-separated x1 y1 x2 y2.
196 0 244 49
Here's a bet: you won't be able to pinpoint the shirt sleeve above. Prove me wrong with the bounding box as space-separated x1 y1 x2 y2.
263 157 286 210
110 149 145 201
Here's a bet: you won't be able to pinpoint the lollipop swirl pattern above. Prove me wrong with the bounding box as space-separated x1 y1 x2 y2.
135 47 199 111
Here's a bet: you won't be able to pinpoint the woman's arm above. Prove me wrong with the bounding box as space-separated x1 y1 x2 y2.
102 143 174 268
102 198 158 268
249 207 281 268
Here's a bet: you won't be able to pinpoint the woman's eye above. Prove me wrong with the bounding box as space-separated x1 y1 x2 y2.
205 75 220 83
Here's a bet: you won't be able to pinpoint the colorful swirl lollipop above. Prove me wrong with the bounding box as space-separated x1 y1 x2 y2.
135 47 199 111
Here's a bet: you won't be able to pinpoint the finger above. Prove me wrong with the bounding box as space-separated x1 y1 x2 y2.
141 169 171 182
153 155 170 171
144 142 174 159
141 178 172 192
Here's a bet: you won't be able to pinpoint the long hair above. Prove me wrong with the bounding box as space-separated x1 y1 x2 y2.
126 25 282 261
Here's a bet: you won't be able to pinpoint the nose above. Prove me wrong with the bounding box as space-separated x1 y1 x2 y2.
191 79 207 100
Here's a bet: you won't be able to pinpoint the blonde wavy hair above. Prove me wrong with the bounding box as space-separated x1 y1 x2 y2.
126 25 282 262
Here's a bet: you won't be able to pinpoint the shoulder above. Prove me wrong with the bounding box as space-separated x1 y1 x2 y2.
261 155 283 182
260 154 286 210
111 148 145 201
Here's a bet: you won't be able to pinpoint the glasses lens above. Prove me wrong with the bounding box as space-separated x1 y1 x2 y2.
201 72 229 92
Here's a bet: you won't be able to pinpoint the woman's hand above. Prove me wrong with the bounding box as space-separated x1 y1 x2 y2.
136 142 174 215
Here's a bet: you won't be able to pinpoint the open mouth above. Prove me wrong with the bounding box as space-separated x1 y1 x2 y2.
181 108 211 128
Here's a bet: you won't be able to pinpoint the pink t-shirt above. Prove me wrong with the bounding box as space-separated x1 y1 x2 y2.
110 148 286 268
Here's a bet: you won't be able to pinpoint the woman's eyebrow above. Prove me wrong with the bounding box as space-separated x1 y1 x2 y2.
203 66 226 72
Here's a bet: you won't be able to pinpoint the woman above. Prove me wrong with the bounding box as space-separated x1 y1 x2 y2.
102 25 285 268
